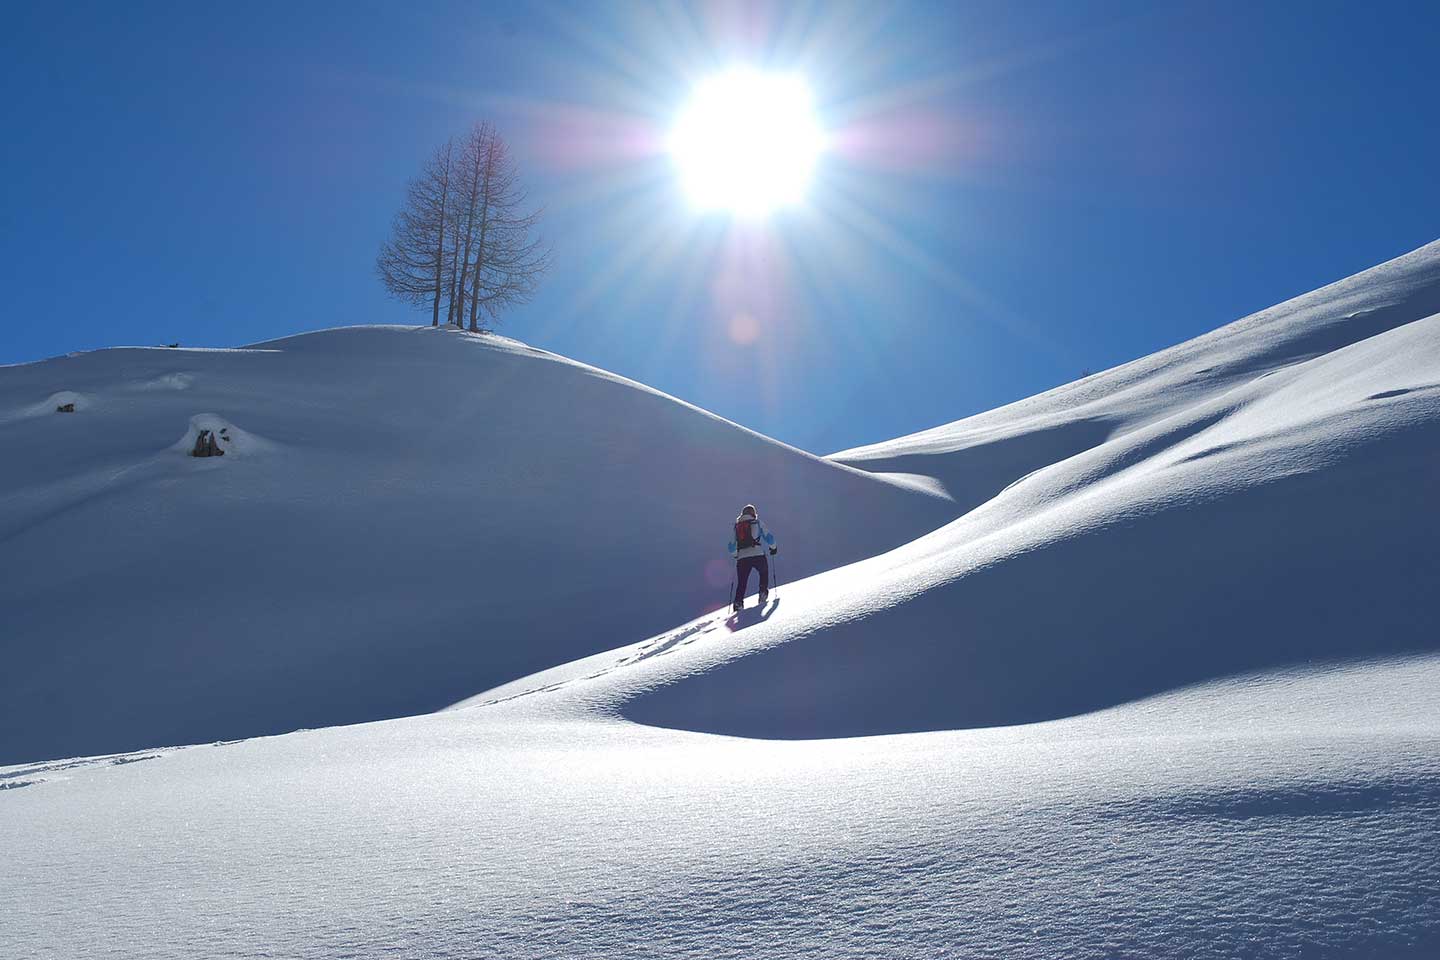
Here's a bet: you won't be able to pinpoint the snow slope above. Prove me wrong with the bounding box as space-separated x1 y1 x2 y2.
619 244 1440 737
0 327 952 764
4 241 1440 958
831 239 1440 508
5 657 1439 959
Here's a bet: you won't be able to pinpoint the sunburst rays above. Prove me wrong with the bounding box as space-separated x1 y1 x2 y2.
434 1 1082 397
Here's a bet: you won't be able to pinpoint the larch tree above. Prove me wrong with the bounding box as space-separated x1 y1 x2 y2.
378 124 546 332
449 122 549 333
376 139 455 327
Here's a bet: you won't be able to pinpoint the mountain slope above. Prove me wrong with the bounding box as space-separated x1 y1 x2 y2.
624 306 1440 736
609 241 1440 737
0 326 952 764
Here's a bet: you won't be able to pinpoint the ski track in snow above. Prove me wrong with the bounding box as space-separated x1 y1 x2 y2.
6 243 1440 957
471 609 735 708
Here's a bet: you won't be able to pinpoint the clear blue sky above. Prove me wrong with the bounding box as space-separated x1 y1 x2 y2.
4 1 1437 454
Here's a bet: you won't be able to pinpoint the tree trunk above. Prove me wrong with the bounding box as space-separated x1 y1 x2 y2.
430 146 451 327
468 139 496 333
454 139 483 328
446 240 459 326
468 203 490 332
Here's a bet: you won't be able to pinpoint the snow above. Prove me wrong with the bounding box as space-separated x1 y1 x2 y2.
4 242 1440 957
621 308 1440 738
0 325 951 763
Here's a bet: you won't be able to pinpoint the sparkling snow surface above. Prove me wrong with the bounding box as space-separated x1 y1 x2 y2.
5 242 1440 957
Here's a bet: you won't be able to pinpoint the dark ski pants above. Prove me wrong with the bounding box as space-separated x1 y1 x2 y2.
735 554 770 606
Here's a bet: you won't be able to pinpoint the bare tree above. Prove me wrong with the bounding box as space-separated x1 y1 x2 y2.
450 122 549 333
376 139 455 326
379 124 546 331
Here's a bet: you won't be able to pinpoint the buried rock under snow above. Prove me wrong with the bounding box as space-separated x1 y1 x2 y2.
190 429 226 457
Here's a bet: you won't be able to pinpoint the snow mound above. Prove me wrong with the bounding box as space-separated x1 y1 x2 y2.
3 389 90 422
130 371 194 391
44 390 88 413
0 324 953 764
173 413 272 458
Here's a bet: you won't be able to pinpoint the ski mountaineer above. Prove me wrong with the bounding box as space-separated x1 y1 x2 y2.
727 504 777 613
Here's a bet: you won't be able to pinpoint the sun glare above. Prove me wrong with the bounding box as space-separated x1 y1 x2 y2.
669 69 823 217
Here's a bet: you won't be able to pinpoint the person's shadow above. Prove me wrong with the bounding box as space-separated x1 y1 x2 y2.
725 597 779 632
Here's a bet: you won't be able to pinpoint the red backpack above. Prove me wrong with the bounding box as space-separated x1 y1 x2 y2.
734 519 759 550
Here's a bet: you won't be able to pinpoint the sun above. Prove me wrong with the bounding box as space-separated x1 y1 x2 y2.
669 68 824 217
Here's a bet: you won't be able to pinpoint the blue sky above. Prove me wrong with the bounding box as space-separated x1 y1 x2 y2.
3 1 1437 454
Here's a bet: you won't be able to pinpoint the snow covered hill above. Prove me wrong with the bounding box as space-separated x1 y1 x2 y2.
0 327 952 764
4 241 1440 959
831 240 1440 507
615 240 1440 738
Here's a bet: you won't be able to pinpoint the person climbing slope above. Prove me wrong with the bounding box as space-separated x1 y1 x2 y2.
728 503 777 613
